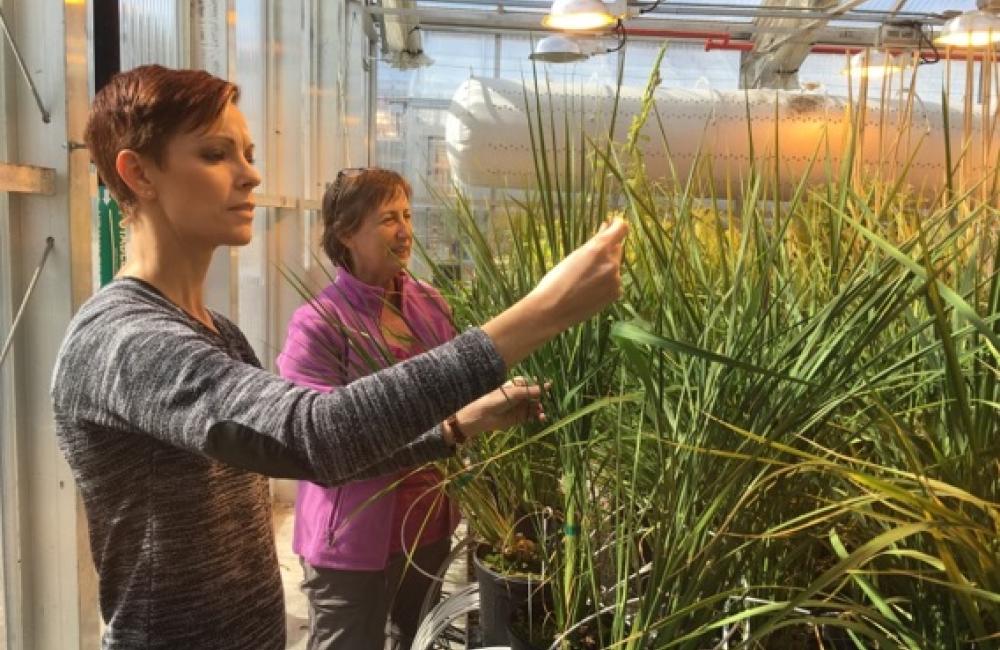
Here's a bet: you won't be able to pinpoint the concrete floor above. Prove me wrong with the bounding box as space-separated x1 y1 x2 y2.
274 502 311 650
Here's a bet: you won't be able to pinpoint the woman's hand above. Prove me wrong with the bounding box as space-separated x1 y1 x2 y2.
482 219 628 368
528 218 628 331
445 377 550 444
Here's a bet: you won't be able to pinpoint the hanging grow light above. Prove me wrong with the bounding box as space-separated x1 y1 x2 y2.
844 50 909 78
541 0 616 31
936 9 1000 47
530 34 590 63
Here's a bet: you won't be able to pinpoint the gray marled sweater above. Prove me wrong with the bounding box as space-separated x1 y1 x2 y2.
51 278 505 649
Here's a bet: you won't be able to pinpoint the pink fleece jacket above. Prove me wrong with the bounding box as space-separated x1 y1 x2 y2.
277 267 460 570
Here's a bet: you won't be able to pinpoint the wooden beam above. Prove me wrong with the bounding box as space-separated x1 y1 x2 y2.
0 162 56 195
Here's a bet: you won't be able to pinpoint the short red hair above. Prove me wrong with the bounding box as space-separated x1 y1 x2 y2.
84 65 240 209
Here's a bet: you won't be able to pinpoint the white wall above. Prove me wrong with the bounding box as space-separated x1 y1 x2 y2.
0 0 95 647
0 0 371 646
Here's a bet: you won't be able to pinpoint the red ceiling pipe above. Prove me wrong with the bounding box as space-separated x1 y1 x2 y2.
705 39 862 54
621 27 877 55
621 26 998 61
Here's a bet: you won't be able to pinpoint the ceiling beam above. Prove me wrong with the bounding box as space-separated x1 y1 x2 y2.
739 0 870 89
368 5 908 45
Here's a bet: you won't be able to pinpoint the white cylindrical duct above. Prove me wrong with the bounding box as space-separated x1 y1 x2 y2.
445 77 997 198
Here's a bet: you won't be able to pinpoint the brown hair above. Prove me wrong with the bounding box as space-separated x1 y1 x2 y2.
84 65 240 210
321 168 413 270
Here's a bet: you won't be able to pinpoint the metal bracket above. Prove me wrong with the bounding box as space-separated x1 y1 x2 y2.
0 237 55 371
0 8 51 124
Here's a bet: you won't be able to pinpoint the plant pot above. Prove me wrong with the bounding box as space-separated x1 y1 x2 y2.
507 621 547 650
508 606 619 650
507 604 552 650
473 544 548 646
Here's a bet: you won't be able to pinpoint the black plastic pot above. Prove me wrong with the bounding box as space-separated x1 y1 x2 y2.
506 604 554 650
507 621 547 650
507 607 621 650
473 545 548 646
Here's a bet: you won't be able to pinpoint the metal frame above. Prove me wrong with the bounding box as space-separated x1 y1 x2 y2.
0 116 25 650
405 0 935 19
366 6 890 44
0 7 50 123
0 0 98 646
365 0 948 44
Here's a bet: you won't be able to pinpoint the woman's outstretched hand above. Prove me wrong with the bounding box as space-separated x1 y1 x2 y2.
529 218 628 330
482 218 629 368
445 377 550 444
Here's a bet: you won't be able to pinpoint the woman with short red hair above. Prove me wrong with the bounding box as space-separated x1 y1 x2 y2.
52 64 627 649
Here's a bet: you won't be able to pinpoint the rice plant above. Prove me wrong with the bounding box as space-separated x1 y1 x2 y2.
425 44 999 649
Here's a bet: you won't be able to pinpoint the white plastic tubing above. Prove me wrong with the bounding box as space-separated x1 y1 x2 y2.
445 76 998 198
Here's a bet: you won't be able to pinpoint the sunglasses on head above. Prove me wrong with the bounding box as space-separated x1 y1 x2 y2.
326 167 387 215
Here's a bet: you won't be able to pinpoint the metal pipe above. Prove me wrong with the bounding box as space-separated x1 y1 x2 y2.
368 4 378 166
0 8 51 123
367 6 930 47
623 26 1000 61
413 0 946 24
0 238 55 371
367 3 944 26
368 5 995 62
639 4 942 25
370 8 865 41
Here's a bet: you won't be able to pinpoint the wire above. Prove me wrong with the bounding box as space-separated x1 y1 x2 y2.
606 19 628 54
916 22 940 65
637 0 663 15
887 20 939 66
410 584 481 650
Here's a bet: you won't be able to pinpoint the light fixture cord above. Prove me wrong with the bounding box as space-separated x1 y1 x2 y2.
606 19 628 53
916 23 940 64
638 0 663 15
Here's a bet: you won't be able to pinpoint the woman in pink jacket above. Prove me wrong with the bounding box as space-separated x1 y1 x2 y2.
278 168 512 649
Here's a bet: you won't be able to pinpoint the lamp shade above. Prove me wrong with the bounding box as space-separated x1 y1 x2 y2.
936 10 1000 47
844 51 908 78
530 34 590 62
541 0 616 31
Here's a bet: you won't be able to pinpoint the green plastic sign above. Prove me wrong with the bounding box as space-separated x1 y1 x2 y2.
98 185 125 286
